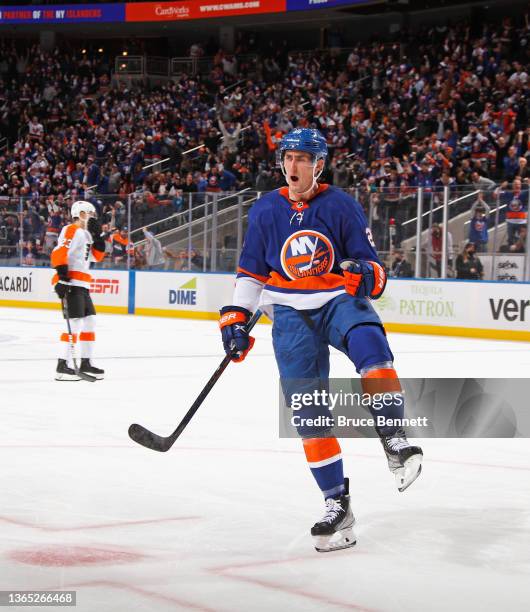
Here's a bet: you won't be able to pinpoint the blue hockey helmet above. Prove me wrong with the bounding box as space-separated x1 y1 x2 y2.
279 128 328 163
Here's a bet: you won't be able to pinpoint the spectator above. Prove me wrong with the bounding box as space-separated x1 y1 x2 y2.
171 189 185 217
142 227 165 269
390 249 414 278
469 202 489 253
503 146 521 181
111 226 131 265
507 226 527 253
423 223 453 278
218 119 242 154
500 178 528 245
470 171 496 193
456 242 483 280
28 116 44 143
516 157 530 181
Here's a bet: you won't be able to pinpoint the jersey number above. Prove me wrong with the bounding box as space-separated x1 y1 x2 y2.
366 228 376 248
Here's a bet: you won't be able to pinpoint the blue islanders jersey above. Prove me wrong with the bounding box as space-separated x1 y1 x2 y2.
237 184 382 310
469 217 488 244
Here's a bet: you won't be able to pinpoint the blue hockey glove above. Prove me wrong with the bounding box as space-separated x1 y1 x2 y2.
219 305 255 362
340 259 387 299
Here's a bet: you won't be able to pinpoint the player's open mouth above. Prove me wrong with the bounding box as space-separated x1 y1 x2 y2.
290 176 299 182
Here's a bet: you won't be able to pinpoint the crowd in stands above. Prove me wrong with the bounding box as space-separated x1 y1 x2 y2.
0 7 529 270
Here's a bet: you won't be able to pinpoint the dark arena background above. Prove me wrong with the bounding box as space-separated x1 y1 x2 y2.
1 0 529 610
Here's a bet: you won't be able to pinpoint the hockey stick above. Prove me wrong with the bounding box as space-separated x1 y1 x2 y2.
128 309 262 452
62 296 97 383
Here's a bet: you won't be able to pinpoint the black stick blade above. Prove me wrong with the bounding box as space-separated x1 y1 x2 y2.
78 371 97 383
128 423 171 452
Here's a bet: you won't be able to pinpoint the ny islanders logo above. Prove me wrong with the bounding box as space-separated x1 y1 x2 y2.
281 230 335 280
509 198 522 211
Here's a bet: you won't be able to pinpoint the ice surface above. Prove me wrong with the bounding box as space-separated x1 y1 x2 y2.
1 307 529 612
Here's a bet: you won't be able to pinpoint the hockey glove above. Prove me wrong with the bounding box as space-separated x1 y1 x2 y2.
87 216 102 239
54 264 71 299
340 259 387 300
87 217 106 252
219 306 255 362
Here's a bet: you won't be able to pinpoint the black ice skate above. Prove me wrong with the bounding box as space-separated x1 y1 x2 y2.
55 359 81 381
80 359 105 380
311 478 356 553
380 428 423 492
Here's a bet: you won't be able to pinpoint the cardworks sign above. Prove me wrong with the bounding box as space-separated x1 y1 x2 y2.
126 0 285 21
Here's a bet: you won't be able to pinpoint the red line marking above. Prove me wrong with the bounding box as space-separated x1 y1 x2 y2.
169 446 530 473
0 515 201 532
0 444 528 472
211 572 377 612
209 554 312 572
45 580 217 612
209 553 377 612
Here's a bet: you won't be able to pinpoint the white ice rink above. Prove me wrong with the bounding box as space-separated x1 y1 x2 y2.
1 307 530 612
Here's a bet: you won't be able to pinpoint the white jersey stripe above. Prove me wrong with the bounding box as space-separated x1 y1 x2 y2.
307 453 342 469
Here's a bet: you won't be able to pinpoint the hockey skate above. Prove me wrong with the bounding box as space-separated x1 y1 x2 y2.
55 359 81 381
380 428 423 492
311 478 356 553
80 359 105 380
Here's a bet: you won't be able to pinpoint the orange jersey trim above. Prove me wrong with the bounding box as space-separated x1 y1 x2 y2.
278 183 329 205
506 211 527 219
50 224 78 267
91 247 105 262
237 267 269 283
266 271 345 292
112 234 129 246
303 437 341 463
52 270 92 285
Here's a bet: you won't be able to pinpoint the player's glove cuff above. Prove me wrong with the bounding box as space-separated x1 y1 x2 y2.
219 305 252 328
340 260 387 299
219 306 255 362
54 280 72 299
55 264 69 283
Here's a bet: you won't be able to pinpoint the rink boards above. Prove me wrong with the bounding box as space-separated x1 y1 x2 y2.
0 266 529 341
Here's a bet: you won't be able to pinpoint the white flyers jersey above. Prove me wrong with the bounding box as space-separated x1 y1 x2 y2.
51 223 105 289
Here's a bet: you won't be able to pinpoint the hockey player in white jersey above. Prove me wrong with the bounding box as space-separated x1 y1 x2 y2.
51 200 106 381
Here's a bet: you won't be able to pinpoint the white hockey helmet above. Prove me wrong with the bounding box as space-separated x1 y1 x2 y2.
71 200 96 219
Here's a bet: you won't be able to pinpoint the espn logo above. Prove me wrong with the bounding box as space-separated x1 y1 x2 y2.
90 278 120 295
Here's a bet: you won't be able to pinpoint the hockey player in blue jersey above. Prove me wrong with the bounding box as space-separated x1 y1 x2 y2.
219 128 423 552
